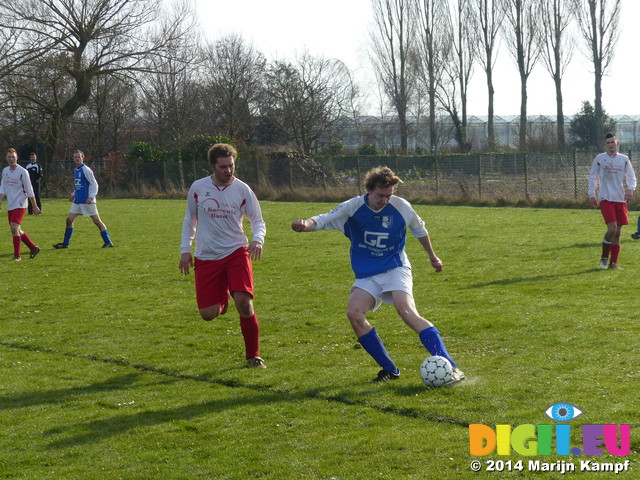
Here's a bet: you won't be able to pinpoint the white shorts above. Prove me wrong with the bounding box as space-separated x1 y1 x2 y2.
69 202 99 216
351 266 413 312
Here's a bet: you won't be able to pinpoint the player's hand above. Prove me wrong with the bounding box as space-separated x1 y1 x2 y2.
624 189 633 201
430 257 443 272
68 195 74 202
86 198 94 204
588 197 598 208
291 219 307 232
248 241 262 260
33 206 41 216
179 253 193 275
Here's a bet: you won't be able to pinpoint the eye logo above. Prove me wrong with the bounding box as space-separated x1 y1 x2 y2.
545 403 583 422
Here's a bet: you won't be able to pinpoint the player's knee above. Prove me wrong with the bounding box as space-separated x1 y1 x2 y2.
346 308 366 327
199 306 220 321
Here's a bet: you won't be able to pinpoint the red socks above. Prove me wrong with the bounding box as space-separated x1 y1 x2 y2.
21 233 36 251
610 244 621 264
240 314 260 359
12 236 21 257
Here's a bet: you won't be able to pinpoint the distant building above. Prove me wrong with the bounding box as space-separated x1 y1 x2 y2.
337 114 640 154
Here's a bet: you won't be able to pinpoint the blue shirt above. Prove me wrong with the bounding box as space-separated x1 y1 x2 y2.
311 195 428 278
73 163 99 204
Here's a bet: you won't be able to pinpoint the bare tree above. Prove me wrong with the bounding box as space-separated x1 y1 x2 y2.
573 0 621 147
472 0 501 151
202 34 267 142
0 0 196 165
369 0 417 154
439 0 476 151
79 76 138 156
501 0 541 151
139 31 202 188
538 0 575 151
415 0 452 152
261 53 354 155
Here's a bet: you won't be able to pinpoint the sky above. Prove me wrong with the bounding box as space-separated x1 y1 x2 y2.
195 0 639 117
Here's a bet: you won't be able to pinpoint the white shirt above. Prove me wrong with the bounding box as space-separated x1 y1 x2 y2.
0 165 35 210
588 152 637 202
181 176 266 261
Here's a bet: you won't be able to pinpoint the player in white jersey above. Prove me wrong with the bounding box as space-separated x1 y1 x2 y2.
292 166 464 385
0 148 41 260
588 132 637 270
180 143 267 368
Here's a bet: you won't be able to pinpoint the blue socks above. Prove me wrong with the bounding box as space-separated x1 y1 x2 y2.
419 326 457 368
63 227 73 246
63 228 112 246
358 327 398 374
100 229 112 244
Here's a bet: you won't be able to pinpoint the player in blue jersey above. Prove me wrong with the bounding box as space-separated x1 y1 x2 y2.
292 166 464 385
53 150 113 249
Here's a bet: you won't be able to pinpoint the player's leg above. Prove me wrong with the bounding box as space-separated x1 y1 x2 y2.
633 216 640 239
228 248 265 367
391 290 459 369
90 213 113 247
609 203 628 268
9 220 22 259
600 220 617 269
54 212 80 248
194 257 227 321
348 287 399 380
8 209 30 259
599 201 617 265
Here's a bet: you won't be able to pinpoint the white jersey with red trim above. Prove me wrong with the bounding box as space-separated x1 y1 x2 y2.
588 152 637 202
0 165 35 210
180 176 266 261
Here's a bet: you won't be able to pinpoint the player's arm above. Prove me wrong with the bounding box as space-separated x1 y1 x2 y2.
291 218 317 232
28 196 40 216
417 235 442 272
587 158 600 207
624 160 637 201
292 197 359 233
244 190 266 261
179 188 198 275
82 166 99 203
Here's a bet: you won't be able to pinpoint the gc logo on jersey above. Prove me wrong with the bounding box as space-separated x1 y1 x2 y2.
364 231 389 248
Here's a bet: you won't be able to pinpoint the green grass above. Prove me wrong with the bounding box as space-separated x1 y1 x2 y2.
1 199 639 479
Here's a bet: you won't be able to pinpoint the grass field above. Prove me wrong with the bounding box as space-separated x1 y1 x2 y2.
1 198 639 479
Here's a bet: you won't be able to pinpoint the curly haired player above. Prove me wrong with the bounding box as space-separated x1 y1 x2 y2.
292 166 464 385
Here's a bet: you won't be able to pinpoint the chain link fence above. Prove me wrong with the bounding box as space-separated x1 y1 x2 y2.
36 151 638 207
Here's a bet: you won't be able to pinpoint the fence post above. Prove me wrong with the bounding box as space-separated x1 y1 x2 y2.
356 156 362 195
288 157 293 190
477 155 482 198
163 160 168 192
435 156 439 197
524 152 529 201
573 151 578 199
255 156 261 188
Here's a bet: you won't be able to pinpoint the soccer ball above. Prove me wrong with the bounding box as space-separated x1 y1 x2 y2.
420 355 453 387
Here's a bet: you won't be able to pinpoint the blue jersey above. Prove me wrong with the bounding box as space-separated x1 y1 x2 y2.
312 195 428 278
73 163 99 204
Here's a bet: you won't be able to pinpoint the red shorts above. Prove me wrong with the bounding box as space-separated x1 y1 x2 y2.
8 208 26 225
194 247 254 309
599 200 629 225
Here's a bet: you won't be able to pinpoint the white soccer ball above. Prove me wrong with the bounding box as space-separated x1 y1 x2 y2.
420 355 453 387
